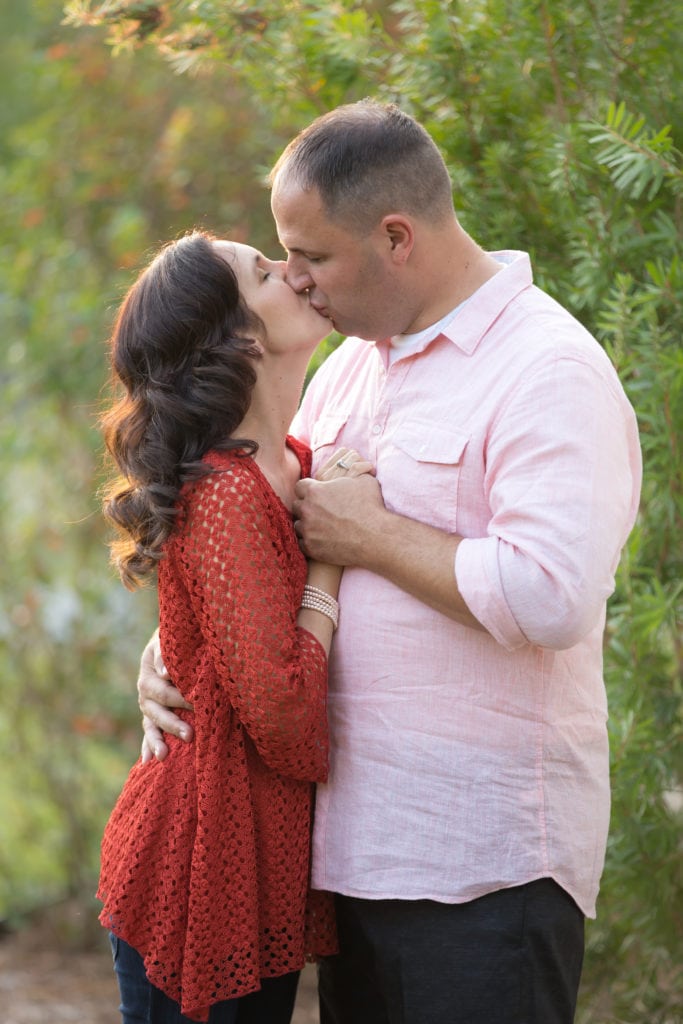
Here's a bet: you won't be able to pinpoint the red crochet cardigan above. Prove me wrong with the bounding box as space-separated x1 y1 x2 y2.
98 439 336 1022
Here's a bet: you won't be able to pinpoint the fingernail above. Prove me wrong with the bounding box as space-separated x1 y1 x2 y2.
179 728 189 741
154 743 164 758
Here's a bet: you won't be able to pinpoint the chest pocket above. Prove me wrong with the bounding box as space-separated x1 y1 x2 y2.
309 414 351 469
382 423 469 533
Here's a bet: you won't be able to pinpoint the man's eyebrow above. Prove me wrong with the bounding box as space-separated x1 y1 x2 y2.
284 245 321 257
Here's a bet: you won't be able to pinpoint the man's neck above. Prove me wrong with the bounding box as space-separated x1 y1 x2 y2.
405 227 503 335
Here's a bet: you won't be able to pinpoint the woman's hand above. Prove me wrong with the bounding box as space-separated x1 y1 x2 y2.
315 447 374 481
138 630 193 763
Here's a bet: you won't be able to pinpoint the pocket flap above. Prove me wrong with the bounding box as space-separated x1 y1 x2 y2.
310 414 349 451
393 423 469 465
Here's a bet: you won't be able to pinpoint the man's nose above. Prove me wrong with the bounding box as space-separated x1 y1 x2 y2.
285 261 314 293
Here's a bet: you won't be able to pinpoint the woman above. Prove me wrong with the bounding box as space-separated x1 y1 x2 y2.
97 230 369 1023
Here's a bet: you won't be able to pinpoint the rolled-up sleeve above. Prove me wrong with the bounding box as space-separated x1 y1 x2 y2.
456 350 641 651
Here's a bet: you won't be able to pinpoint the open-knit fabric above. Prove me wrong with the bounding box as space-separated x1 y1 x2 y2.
98 438 336 1022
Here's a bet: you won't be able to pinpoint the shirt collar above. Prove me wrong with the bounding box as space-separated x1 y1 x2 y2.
439 250 533 355
374 250 533 358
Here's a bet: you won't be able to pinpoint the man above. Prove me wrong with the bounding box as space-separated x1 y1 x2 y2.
138 100 641 1024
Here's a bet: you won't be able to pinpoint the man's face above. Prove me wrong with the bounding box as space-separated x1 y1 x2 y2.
271 179 404 340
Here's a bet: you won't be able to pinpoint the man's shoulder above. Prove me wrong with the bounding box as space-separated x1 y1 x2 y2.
325 334 373 364
307 335 375 390
294 336 374 442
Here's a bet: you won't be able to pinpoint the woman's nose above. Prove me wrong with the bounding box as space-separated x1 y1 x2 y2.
266 258 288 278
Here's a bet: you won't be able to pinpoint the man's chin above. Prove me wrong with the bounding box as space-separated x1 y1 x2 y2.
330 317 375 339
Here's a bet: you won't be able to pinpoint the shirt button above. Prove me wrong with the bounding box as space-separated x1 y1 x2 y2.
372 424 381 435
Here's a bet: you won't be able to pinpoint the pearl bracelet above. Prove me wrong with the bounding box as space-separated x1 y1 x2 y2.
300 584 340 630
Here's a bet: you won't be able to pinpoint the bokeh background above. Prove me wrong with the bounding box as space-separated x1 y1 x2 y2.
1 2 681 1021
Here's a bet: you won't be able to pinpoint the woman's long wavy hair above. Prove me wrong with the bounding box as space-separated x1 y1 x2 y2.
101 230 263 590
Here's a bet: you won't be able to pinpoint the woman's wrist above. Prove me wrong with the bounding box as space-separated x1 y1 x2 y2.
305 561 342 600
300 585 339 630
297 562 343 651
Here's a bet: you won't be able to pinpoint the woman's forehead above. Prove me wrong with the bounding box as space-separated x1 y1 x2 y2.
213 240 259 269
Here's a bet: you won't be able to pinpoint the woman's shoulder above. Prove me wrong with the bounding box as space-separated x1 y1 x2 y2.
180 448 259 508
202 446 254 474
286 434 312 478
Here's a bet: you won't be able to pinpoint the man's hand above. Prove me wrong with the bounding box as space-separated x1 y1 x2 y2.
292 472 385 564
138 630 193 764
296 468 485 632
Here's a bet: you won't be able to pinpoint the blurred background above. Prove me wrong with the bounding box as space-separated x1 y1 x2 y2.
1 1 681 1021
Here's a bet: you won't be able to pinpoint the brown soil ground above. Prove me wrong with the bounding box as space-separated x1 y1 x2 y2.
0 919 320 1024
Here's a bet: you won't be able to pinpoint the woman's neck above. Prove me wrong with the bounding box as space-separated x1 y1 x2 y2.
235 356 308 509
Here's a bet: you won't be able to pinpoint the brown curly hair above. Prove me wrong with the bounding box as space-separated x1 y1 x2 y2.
101 230 263 589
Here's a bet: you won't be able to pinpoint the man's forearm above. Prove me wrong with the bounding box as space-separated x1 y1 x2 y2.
353 504 486 632
294 475 486 631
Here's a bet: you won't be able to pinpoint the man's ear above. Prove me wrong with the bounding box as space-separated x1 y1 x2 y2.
381 215 415 264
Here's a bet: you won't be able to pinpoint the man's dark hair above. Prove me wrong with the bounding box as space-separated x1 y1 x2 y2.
270 100 454 231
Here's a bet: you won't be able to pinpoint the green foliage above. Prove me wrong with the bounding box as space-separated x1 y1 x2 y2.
589 102 681 200
1 0 681 1016
580 126 683 1021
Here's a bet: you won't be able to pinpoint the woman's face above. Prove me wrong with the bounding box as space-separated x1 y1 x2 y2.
213 240 332 355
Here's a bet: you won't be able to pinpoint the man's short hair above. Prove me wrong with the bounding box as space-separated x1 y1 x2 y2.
269 99 454 231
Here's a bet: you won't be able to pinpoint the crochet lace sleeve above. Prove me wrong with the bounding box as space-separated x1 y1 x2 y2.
171 462 329 781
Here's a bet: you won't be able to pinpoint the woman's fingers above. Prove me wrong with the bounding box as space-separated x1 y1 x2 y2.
315 448 374 480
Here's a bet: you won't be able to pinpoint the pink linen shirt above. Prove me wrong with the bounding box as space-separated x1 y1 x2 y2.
292 251 641 918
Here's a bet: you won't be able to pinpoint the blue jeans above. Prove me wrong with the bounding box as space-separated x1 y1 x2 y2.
109 934 299 1024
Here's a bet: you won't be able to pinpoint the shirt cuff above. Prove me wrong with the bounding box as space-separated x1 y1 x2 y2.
455 536 528 651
